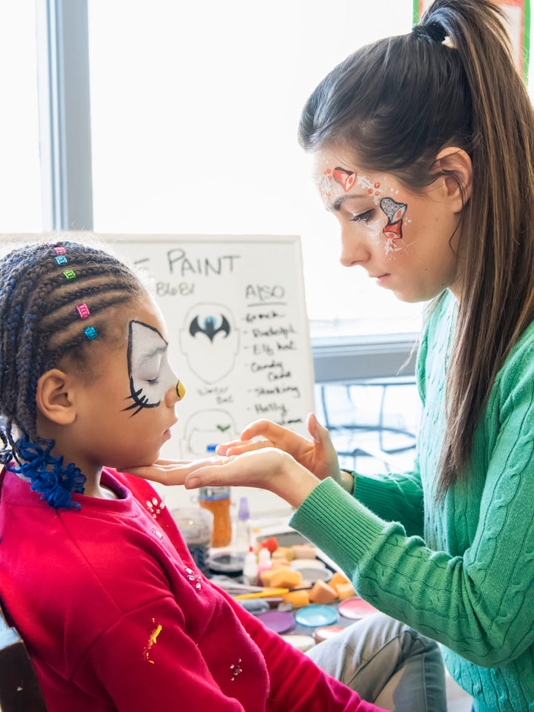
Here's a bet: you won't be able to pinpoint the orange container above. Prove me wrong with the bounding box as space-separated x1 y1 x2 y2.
199 487 232 548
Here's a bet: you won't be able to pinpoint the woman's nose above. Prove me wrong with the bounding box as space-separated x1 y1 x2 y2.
339 225 371 267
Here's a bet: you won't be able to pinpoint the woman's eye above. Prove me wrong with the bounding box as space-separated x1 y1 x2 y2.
146 376 160 386
350 209 374 223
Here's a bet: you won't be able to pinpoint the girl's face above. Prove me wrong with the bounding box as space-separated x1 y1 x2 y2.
312 147 463 302
64 295 183 474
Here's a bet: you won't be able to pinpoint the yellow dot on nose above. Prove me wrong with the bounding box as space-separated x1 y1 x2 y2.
176 380 186 401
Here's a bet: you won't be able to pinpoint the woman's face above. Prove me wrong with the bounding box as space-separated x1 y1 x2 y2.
312 146 463 303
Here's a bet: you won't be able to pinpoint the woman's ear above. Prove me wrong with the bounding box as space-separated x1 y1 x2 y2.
434 147 473 213
36 369 77 425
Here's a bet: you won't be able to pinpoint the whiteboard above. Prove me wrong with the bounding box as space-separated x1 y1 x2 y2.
0 234 315 517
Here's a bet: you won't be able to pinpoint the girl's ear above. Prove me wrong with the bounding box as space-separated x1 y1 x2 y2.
36 369 77 425
434 147 473 213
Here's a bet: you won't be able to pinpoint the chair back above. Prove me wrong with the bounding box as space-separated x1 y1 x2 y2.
0 602 48 711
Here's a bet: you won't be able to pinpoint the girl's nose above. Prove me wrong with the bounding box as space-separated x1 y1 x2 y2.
166 379 186 406
339 225 371 268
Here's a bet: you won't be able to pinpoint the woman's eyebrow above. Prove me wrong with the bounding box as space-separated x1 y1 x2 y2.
329 194 368 212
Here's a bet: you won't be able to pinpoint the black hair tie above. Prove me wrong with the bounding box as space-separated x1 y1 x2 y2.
412 21 447 44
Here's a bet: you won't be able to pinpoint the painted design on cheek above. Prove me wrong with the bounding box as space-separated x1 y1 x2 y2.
380 197 408 254
123 320 181 417
332 167 357 192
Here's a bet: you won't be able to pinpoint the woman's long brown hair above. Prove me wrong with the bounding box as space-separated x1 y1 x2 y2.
298 0 534 498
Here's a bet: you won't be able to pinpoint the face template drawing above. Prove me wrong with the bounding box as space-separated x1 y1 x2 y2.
123 320 180 417
180 303 240 384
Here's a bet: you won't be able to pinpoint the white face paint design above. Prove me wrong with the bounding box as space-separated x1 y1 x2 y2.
123 320 180 417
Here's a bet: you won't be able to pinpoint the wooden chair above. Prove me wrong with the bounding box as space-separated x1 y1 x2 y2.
0 602 48 711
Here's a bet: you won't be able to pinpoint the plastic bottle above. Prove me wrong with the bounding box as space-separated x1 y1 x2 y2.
257 546 272 583
198 486 232 548
243 546 259 586
234 496 251 556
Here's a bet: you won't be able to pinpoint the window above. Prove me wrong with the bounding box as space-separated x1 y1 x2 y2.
87 0 422 340
0 1 42 232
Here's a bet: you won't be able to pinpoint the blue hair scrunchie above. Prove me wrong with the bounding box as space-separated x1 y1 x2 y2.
5 438 86 510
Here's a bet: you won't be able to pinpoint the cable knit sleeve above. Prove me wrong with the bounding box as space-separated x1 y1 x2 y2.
290 335 534 669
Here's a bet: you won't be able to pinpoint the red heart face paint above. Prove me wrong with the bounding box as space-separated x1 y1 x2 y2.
332 167 357 192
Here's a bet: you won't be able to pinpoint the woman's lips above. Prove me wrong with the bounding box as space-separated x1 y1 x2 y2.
374 273 391 286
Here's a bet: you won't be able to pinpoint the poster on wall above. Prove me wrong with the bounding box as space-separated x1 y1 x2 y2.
414 0 530 81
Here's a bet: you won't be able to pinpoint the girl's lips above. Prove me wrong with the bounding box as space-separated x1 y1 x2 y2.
163 429 172 441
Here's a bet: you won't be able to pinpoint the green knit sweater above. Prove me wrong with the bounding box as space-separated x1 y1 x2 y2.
291 291 534 711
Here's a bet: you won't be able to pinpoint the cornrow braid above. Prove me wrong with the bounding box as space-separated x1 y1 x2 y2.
0 240 145 472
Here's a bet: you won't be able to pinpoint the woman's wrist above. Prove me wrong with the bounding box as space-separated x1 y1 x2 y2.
273 456 320 509
339 469 355 495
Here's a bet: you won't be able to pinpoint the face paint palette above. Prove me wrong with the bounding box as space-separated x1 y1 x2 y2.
337 597 378 621
294 604 338 628
255 611 296 634
280 634 316 653
313 625 345 644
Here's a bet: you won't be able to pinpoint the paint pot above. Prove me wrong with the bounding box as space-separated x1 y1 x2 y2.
280 634 315 653
313 625 345 644
169 507 213 575
290 565 332 585
294 604 338 628
338 597 378 621
256 610 296 634
207 553 245 577
237 599 270 615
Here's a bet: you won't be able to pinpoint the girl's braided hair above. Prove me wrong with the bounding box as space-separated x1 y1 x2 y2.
0 239 144 470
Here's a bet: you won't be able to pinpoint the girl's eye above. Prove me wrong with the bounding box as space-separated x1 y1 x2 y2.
146 376 160 386
350 209 374 223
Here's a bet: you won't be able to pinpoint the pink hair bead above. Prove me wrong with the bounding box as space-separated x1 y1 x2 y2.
77 303 90 320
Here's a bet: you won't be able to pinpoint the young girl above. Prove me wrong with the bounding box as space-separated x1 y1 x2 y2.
0 239 446 712
141 0 534 709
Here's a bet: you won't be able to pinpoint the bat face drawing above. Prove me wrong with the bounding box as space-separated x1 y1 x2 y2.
180 304 240 384
189 315 231 342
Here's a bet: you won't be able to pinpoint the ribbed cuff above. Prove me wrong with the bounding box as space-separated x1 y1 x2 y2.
289 478 388 578
353 472 402 521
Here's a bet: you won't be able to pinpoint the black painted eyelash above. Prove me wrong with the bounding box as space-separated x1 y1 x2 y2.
350 209 374 223
123 386 161 417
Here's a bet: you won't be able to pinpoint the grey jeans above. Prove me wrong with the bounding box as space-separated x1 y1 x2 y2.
307 612 447 712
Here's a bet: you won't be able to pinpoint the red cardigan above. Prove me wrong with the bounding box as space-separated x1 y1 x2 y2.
0 467 383 712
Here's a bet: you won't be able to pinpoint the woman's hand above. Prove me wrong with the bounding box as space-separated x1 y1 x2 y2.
217 413 353 492
184 448 320 509
124 457 221 487
125 451 321 509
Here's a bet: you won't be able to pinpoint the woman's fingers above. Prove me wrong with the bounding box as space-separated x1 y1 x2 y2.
184 449 320 509
241 419 312 458
124 457 224 486
220 440 274 457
